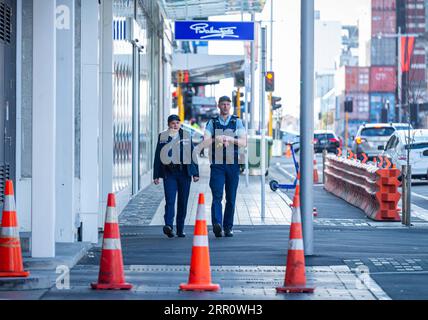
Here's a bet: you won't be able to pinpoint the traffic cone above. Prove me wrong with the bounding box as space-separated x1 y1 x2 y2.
0 180 30 278
277 176 314 293
180 193 220 292
91 193 132 290
285 145 292 158
313 154 319 184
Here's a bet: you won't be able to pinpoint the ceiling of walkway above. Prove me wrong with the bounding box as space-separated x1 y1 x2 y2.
160 0 267 20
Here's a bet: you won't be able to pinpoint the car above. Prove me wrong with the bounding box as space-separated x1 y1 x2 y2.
313 130 340 153
382 129 428 179
352 123 411 160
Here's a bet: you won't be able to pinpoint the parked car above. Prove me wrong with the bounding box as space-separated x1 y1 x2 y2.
382 129 428 179
352 123 410 160
313 130 340 153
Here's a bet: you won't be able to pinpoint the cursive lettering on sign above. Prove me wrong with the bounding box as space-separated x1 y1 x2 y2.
189 23 239 39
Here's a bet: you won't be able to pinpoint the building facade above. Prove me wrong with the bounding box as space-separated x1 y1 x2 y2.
0 0 172 258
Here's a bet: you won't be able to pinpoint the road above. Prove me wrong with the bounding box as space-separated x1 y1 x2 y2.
3 152 428 301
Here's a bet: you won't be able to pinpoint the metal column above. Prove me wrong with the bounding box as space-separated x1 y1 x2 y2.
132 44 140 196
260 27 267 221
250 13 256 132
300 0 315 256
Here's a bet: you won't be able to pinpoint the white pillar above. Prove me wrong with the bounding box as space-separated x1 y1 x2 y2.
56 0 75 243
99 0 113 229
32 0 56 258
80 0 100 244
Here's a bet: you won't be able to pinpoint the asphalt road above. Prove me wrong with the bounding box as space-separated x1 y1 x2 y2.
36 154 428 300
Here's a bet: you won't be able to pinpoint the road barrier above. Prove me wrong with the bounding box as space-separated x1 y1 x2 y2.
324 154 401 221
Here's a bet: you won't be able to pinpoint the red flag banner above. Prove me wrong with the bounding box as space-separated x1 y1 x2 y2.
401 36 415 73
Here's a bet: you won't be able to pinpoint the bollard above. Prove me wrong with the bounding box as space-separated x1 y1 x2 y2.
402 165 412 226
322 149 327 184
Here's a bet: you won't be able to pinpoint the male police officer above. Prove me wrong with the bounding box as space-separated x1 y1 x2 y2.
203 96 247 237
153 115 199 238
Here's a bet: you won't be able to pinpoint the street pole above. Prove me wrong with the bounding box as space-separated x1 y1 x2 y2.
237 87 241 118
397 27 402 122
300 0 315 256
132 44 140 195
268 93 273 137
345 111 349 151
270 0 273 71
250 13 256 133
177 71 184 122
261 27 267 222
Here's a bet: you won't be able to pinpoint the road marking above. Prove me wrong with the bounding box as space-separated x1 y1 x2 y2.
275 164 296 181
412 192 428 201
410 203 428 222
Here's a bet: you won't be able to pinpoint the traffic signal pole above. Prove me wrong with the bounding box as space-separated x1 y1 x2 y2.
268 93 273 137
345 111 349 151
236 87 241 118
178 72 185 121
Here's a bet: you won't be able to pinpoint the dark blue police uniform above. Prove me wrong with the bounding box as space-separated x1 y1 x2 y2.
207 115 243 237
153 128 199 237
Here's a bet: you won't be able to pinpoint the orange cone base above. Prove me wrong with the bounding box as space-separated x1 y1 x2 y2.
276 285 315 294
91 282 133 290
179 283 220 292
0 271 30 278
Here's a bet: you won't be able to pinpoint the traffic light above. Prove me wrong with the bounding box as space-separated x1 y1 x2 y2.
234 71 245 88
184 89 194 120
265 71 275 92
344 99 353 113
271 96 282 111
172 91 178 109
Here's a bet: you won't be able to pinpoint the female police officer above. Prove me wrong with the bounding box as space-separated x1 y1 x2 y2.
153 115 199 238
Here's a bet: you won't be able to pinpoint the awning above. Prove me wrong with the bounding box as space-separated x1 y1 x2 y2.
160 0 267 20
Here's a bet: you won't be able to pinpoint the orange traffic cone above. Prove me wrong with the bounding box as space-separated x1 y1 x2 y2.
313 155 319 184
180 194 220 292
0 180 30 278
277 177 314 293
91 193 132 290
285 145 292 158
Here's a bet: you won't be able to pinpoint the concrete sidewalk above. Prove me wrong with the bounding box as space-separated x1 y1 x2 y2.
121 157 293 228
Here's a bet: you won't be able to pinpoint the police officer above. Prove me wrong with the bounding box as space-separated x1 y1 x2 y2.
153 115 200 238
203 96 247 237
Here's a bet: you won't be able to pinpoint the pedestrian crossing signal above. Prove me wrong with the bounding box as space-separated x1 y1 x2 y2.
272 96 282 111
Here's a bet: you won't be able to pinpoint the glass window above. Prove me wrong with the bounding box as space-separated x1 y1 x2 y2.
361 127 395 137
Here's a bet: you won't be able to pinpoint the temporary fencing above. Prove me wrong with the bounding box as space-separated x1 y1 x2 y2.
324 154 401 221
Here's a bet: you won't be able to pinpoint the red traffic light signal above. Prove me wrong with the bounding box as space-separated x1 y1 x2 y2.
265 71 275 92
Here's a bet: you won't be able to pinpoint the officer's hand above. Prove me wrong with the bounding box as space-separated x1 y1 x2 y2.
193 177 200 183
154 179 160 185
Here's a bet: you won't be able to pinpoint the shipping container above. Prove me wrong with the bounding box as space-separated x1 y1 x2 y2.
345 67 370 93
372 9 397 36
370 67 397 92
372 0 396 10
369 93 396 123
371 37 397 66
344 93 370 121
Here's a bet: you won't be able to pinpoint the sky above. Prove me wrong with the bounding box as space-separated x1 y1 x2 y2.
207 0 371 120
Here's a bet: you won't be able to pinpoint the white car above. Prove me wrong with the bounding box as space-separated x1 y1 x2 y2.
383 129 428 179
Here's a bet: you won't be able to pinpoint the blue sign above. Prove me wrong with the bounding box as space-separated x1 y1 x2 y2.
175 21 255 41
